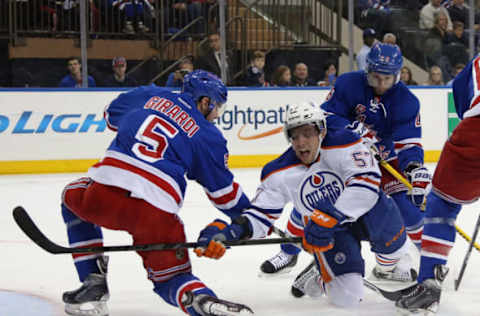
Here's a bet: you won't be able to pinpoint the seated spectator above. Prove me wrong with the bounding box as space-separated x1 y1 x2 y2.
243 50 266 87
111 0 154 34
445 21 467 45
444 21 469 66
291 62 316 86
317 62 337 87
420 0 453 31
447 0 480 29
59 57 96 87
270 65 291 87
357 28 378 71
358 0 392 35
400 66 418 85
165 58 194 87
383 32 397 44
423 65 445 85
424 11 451 75
103 56 138 87
446 62 466 86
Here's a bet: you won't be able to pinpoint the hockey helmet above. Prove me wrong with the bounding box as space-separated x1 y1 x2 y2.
182 70 227 116
284 102 327 143
366 42 403 88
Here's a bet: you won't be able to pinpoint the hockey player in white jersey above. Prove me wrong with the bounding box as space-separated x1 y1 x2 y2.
194 102 415 307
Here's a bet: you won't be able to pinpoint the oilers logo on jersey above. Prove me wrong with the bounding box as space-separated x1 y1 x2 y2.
298 171 344 214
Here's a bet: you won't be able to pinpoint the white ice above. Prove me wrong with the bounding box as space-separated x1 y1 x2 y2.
1 163 480 316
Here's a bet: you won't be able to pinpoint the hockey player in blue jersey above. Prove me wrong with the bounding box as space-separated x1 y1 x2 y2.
260 43 431 282
194 103 414 308
396 56 480 315
59 70 253 316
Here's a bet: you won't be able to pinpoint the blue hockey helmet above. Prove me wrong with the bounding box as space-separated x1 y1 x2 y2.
182 70 227 114
366 42 403 77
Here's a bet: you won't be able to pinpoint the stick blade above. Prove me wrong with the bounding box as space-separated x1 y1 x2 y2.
363 278 417 302
12 206 68 254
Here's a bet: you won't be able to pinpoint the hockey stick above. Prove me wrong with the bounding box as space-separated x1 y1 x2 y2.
363 278 417 302
12 206 302 255
454 213 480 291
372 151 480 252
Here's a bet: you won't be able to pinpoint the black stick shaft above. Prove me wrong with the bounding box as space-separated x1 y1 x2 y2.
13 206 302 255
454 214 480 291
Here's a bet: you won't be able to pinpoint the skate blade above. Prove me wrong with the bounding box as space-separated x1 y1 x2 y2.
367 275 417 292
257 266 294 278
65 301 109 316
207 302 254 316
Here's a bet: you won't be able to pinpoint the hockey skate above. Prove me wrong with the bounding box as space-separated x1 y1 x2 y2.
368 253 418 294
183 291 254 316
395 265 449 316
291 259 323 298
63 256 109 316
259 251 298 275
371 265 418 283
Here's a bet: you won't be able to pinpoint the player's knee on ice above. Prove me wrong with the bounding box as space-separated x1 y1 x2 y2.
325 273 364 308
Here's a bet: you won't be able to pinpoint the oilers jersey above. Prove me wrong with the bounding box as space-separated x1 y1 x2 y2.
452 54 480 119
321 71 423 172
88 85 250 218
244 129 382 238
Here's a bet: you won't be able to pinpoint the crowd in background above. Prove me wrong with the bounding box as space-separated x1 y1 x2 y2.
4 0 480 88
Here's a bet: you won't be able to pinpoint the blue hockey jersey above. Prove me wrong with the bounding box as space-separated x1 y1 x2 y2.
89 85 250 218
321 71 423 172
452 55 480 119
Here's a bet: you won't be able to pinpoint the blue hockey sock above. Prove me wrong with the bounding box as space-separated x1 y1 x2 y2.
62 204 104 282
281 243 301 255
153 273 216 315
418 192 461 283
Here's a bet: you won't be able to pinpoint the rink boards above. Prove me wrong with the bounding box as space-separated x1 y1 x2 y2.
0 86 452 174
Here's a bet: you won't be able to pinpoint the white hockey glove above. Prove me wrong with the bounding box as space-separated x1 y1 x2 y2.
346 120 378 148
404 163 431 207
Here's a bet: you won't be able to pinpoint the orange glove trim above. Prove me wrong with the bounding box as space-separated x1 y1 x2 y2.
302 237 334 254
208 221 227 230
310 210 338 229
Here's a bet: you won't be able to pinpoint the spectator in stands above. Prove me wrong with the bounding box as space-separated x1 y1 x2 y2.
420 0 453 31
357 28 378 71
270 65 291 87
111 0 154 34
424 65 445 85
425 11 453 80
447 0 480 29
400 66 418 85
358 0 392 35
195 32 233 84
383 32 397 44
165 58 194 87
291 62 315 86
446 21 468 45
59 57 96 88
446 62 466 85
317 62 337 87
103 56 138 87
444 21 469 66
243 50 266 87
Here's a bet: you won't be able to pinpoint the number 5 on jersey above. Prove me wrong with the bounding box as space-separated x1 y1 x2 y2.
132 114 178 162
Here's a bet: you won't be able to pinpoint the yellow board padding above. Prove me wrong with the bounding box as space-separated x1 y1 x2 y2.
0 159 100 175
0 151 442 175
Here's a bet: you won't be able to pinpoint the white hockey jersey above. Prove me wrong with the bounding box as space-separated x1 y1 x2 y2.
244 129 382 238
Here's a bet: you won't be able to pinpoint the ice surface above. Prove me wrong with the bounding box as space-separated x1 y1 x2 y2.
1 164 479 315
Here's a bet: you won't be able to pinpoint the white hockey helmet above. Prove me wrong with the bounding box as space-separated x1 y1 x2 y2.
284 101 327 143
